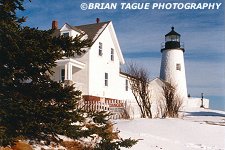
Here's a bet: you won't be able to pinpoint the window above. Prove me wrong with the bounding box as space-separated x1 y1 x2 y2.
62 32 69 37
125 79 128 91
111 48 114 61
61 69 65 82
165 35 180 42
105 73 108 86
176 64 181 71
99 42 103 56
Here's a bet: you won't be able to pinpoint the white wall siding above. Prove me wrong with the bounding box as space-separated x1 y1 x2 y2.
160 49 187 99
71 51 90 95
88 25 121 99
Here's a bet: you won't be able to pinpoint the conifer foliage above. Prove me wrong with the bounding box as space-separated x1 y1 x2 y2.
0 0 137 149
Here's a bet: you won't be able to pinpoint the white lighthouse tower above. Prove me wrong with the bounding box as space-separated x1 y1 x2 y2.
160 27 187 99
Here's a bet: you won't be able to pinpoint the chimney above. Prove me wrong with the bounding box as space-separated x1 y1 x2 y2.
52 20 58 30
96 18 100 23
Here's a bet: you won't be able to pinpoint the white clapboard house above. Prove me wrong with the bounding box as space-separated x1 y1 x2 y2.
50 19 141 118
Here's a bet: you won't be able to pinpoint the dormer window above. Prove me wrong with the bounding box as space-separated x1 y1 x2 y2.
99 42 103 56
63 32 69 37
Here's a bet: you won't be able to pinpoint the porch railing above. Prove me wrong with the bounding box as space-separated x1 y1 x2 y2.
77 100 127 119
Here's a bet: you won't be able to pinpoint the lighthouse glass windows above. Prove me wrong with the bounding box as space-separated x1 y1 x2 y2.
165 35 180 42
176 64 181 71
99 42 103 56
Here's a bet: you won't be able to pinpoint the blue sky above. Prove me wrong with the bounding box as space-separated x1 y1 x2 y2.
18 0 225 110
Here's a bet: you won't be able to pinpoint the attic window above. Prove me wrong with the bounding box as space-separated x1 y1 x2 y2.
111 48 114 61
63 32 69 37
176 64 181 71
99 42 103 56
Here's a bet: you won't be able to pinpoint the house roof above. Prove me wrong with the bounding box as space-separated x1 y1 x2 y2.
67 23 84 34
149 77 165 86
120 71 136 79
52 21 111 45
149 77 173 88
75 21 110 44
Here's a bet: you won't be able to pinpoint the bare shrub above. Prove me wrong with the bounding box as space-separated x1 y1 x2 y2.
125 63 152 118
120 103 131 119
160 82 183 118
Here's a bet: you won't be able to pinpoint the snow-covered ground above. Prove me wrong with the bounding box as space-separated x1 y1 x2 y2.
115 108 225 150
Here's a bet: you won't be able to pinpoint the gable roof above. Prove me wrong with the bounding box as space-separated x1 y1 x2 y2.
149 77 165 86
53 21 111 45
150 77 174 88
65 23 83 33
75 21 110 44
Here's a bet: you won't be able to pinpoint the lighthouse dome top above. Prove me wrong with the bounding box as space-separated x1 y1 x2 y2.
165 27 180 36
165 27 181 43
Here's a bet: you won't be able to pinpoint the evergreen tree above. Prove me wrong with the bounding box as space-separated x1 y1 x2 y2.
0 0 137 149
89 111 137 150
0 0 90 146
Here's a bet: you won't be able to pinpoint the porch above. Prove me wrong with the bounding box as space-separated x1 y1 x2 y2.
55 58 85 90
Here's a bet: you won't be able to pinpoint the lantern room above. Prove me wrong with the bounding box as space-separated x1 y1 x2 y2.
161 27 184 52
165 27 180 42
